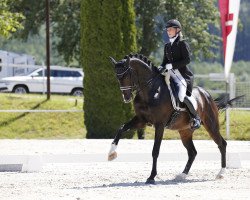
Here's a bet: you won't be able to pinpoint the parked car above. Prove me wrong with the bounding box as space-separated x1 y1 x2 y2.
0 67 84 96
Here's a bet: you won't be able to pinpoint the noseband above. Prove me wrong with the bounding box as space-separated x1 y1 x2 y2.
115 63 158 95
115 65 136 92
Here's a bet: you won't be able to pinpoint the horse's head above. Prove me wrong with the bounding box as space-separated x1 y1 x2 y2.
110 56 134 103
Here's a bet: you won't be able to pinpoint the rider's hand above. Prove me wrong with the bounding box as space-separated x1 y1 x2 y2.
158 65 167 74
166 64 173 70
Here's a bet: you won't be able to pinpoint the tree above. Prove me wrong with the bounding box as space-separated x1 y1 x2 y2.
81 0 137 138
7 0 250 64
135 0 163 57
134 0 221 60
163 0 220 59
8 0 78 64
0 0 24 37
8 0 221 63
8 0 59 39
53 1 80 64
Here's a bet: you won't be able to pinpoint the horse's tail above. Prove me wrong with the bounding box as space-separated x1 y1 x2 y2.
214 95 245 111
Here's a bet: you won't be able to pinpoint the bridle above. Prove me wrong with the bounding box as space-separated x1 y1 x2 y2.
115 66 135 91
115 63 160 94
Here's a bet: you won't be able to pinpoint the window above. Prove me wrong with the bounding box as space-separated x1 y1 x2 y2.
36 70 44 77
52 70 82 77
32 69 82 77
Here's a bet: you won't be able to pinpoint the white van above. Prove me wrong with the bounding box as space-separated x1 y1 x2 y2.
0 66 84 96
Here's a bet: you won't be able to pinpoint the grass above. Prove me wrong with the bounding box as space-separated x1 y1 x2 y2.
0 93 85 139
0 93 249 140
144 110 250 140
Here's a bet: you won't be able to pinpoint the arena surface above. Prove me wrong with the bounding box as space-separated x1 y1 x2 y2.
0 139 249 200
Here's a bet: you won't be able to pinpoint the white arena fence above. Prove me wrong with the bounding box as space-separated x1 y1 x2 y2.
194 74 250 109
0 110 83 113
194 75 250 139
235 82 250 108
0 70 249 138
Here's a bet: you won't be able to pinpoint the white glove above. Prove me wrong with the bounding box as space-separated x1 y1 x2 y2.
158 65 166 74
166 64 173 70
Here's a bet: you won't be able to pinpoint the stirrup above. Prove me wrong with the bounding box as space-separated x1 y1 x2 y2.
191 117 201 130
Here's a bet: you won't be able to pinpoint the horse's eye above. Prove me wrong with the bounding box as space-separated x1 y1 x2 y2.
117 68 124 73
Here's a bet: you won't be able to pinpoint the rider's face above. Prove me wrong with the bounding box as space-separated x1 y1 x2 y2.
166 27 177 38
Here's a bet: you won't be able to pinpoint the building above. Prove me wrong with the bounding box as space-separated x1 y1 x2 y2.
0 50 36 79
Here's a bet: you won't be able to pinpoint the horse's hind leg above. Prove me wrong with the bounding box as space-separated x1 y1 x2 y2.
177 129 196 180
203 112 227 179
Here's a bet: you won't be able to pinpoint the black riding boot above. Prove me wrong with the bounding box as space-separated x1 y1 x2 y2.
183 96 201 129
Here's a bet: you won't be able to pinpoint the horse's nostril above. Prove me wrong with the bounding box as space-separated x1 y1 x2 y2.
122 94 132 103
124 98 132 103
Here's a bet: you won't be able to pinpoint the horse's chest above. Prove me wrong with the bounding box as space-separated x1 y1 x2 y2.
135 104 155 122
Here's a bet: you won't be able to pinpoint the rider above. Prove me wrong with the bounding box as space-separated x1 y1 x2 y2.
158 19 201 129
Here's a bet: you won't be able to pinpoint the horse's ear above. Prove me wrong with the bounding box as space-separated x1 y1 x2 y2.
109 56 117 66
125 56 130 67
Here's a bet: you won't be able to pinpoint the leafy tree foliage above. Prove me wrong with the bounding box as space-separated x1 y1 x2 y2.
0 0 24 37
163 0 220 59
53 1 80 64
4 0 250 63
8 0 59 39
135 0 163 57
8 0 226 63
8 0 78 64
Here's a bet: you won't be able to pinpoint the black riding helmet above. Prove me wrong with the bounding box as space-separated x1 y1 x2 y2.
165 19 182 30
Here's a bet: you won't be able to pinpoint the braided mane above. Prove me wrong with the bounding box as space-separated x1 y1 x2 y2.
123 53 157 71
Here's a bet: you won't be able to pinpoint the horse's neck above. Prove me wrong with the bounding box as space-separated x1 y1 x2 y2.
132 62 157 102
132 61 155 84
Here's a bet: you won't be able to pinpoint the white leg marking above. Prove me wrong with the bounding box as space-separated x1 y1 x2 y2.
216 168 226 179
175 173 187 181
108 143 117 161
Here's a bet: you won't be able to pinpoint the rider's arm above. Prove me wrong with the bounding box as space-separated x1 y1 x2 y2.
172 41 191 69
160 44 170 67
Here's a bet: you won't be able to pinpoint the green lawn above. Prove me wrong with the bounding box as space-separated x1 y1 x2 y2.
0 93 249 140
0 93 85 139
144 110 250 140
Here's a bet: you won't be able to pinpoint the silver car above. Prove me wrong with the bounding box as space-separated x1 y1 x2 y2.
0 67 84 96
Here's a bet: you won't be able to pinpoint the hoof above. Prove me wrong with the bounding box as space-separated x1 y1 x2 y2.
216 174 224 179
216 168 226 179
145 178 155 184
108 151 117 161
175 173 187 181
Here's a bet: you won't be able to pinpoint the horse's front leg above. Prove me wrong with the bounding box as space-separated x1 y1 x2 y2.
146 123 164 184
108 116 145 161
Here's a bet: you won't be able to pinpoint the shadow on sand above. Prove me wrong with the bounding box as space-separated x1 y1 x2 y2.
0 99 48 127
72 178 212 190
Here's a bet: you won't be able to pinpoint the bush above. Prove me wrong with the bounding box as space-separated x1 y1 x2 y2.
81 0 137 138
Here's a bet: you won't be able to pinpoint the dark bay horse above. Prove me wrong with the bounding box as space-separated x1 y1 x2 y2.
108 54 230 184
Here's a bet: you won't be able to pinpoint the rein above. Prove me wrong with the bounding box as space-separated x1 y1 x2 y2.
116 63 160 95
133 73 161 95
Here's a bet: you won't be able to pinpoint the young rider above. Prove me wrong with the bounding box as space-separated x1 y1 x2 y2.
158 19 201 129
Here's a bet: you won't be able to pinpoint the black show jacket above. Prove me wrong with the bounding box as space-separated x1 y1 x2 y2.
160 36 194 95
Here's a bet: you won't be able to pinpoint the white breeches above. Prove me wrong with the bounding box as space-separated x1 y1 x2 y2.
165 69 187 102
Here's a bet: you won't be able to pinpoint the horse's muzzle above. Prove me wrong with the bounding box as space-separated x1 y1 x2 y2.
123 95 133 103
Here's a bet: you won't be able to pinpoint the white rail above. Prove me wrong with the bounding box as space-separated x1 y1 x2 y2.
0 110 83 113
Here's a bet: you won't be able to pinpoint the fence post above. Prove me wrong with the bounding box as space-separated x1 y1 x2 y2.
225 73 236 139
226 108 230 139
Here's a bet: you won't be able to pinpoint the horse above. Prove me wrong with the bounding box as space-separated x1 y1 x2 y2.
108 54 233 184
